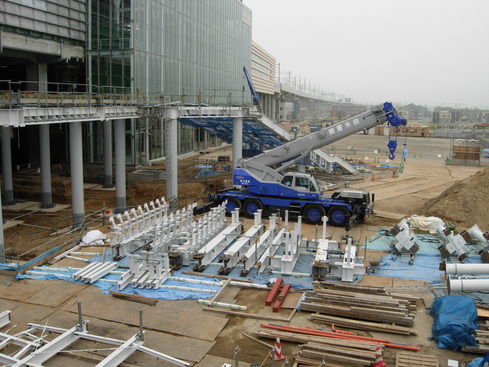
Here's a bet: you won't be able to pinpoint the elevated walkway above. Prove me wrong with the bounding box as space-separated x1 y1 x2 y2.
309 149 361 175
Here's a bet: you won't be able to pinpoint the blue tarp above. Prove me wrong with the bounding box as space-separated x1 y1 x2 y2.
17 247 317 301
430 296 478 350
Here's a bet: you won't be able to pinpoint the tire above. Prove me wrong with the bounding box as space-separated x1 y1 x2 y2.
303 204 326 225
327 206 351 227
223 197 241 216
242 199 263 218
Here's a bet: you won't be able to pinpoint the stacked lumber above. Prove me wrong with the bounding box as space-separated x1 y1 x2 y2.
253 329 380 366
462 321 489 354
310 314 416 335
297 341 377 366
299 282 420 328
395 352 439 366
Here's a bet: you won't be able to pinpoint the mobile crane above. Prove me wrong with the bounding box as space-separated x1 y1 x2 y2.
199 102 407 227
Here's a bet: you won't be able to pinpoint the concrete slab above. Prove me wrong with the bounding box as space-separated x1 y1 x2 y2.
40 204 71 213
63 286 229 341
3 201 39 212
2 201 70 213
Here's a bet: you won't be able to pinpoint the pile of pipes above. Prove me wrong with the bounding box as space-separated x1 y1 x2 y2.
446 262 489 294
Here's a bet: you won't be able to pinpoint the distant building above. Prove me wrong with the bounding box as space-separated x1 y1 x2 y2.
432 111 453 124
374 126 431 137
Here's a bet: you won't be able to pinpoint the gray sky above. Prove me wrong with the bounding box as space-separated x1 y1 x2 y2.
244 0 489 109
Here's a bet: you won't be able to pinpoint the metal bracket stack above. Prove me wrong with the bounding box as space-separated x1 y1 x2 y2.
389 218 420 264
435 224 468 263
465 224 489 262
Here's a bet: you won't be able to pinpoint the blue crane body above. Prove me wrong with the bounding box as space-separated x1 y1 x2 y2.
198 102 407 227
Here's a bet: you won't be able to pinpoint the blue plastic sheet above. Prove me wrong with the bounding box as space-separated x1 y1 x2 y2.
430 296 478 351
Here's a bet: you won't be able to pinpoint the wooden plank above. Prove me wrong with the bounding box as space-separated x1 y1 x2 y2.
253 330 378 351
300 348 372 366
207 278 230 307
310 313 416 335
203 306 295 322
109 291 158 306
293 356 343 367
305 341 377 360
396 352 438 367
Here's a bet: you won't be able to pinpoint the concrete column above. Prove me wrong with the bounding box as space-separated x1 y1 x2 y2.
114 119 126 213
232 116 243 170
1 127 15 205
69 122 85 229
103 120 114 188
39 124 54 208
166 112 178 203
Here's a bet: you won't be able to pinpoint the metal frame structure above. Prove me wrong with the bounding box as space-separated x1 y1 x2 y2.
0 302 190 366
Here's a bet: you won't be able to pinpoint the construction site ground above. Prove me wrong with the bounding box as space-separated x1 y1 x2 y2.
1 134 488 366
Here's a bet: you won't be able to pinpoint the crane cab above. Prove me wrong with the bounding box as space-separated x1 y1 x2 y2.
279 172 320 199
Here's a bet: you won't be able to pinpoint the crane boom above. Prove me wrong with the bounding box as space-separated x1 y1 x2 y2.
236 102 406 184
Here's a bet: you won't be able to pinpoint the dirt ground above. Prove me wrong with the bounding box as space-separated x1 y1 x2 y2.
1 135 488 366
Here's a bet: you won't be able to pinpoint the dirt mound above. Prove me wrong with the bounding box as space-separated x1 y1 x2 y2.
419 167 489 231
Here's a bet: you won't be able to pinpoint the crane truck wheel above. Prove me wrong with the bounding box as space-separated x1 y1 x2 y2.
327 206 350 227
242 199 263 218
223 197 241 216
304 204 326 225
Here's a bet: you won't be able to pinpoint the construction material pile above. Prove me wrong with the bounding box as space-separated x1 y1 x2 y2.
419 167 489 230
299 281 420 331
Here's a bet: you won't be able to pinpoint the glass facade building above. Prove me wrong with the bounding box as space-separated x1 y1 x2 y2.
88 0 252 164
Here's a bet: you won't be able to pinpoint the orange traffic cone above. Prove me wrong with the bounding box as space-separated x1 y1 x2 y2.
373 344 386 367
371 173 375 181
273 337 285 361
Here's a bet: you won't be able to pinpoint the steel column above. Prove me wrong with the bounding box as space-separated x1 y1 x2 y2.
103 120 114 188
232 116 243 170
69 121 85 229
39 124 54 208
166 112 178 202
114 119 126 213
1 127 14 205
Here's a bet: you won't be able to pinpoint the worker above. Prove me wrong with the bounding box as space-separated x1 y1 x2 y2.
402 147 408 162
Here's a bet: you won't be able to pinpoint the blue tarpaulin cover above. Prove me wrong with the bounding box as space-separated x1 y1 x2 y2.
430 296 478 350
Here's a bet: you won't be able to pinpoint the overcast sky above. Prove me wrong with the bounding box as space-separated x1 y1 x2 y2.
243 0 489 109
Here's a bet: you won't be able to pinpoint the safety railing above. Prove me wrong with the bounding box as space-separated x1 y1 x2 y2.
3 207 109 274
0 80 251 110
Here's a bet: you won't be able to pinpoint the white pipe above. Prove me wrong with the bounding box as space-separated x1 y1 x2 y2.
170 276 221 286
446 263 489 275
229 281 268 289
159 285 217 293
197 299 247 310
449 278 489 292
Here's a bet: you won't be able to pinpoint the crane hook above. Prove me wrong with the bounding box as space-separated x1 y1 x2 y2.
387 140 397 160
